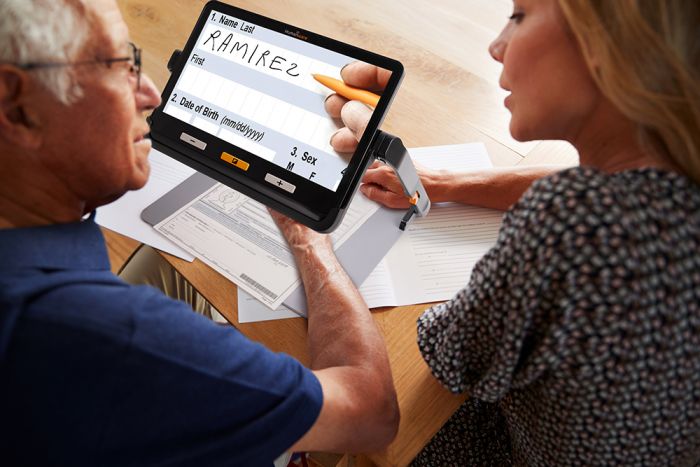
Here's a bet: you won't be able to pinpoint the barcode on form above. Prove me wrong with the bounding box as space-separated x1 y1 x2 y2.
240 273 278 300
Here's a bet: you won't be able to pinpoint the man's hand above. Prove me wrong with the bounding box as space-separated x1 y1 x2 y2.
268 209 331 254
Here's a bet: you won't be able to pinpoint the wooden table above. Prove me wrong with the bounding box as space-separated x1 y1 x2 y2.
113 1 578 465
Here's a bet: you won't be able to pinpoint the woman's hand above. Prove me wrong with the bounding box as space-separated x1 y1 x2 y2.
360 160 439 209
326 62 391 153
325 62 440 208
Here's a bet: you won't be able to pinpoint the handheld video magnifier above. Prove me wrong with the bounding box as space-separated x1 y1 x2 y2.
147 0 430 232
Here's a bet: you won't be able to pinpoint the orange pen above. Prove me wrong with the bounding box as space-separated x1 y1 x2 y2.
312 74 381 107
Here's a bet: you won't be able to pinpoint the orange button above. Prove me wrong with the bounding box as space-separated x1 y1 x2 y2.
220 152 250 171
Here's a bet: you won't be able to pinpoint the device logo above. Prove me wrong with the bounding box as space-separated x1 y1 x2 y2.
284 29 309 41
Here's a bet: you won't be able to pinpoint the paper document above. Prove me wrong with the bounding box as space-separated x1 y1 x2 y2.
155 184 379 309
238 292 299 323
363 203 503 306
96 149 196 261
237 143 504 322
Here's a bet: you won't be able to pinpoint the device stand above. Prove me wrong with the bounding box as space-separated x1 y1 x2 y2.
369 130 431 230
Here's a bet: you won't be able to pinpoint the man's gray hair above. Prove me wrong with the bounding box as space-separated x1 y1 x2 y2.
0 0 89 104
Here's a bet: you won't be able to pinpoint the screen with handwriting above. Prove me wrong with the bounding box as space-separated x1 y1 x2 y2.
163 10 390 192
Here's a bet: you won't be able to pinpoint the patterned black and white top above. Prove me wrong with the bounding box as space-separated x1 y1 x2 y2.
412 167 700 466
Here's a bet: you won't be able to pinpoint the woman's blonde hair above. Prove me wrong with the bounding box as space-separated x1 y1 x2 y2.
558 0 700 184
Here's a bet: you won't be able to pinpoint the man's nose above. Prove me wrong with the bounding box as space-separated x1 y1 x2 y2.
137 73 161 112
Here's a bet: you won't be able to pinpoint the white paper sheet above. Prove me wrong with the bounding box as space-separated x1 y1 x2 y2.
365 203 503 307
237 142 503 322
237 292 300 323
95 149 196 261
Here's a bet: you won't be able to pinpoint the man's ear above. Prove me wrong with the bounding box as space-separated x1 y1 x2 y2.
0 65 43 150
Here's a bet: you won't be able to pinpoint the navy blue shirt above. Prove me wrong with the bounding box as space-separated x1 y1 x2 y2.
0 216 322 466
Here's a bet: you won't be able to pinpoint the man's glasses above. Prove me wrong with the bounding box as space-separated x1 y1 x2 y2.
11 42 142 90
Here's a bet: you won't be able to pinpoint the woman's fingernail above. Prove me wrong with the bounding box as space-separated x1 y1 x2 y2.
329 129 342 145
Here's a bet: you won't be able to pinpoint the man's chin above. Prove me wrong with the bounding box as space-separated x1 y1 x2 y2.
130 155 152 191
83 165 151 214
133 138 152 178
83 191 128 214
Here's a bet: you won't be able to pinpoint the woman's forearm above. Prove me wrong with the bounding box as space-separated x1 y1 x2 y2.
428 166 565 210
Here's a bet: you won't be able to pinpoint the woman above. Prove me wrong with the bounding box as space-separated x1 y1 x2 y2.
324 0 700 464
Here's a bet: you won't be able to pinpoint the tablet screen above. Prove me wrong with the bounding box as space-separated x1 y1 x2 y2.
161 7 391 192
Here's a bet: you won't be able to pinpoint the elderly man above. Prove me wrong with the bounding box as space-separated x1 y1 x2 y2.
0 0 398 465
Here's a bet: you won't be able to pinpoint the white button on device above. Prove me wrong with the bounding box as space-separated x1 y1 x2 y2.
180 132 207 150
265 173 296 194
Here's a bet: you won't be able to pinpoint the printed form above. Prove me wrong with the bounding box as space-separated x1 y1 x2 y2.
155 184 379 309
238 143 506 322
